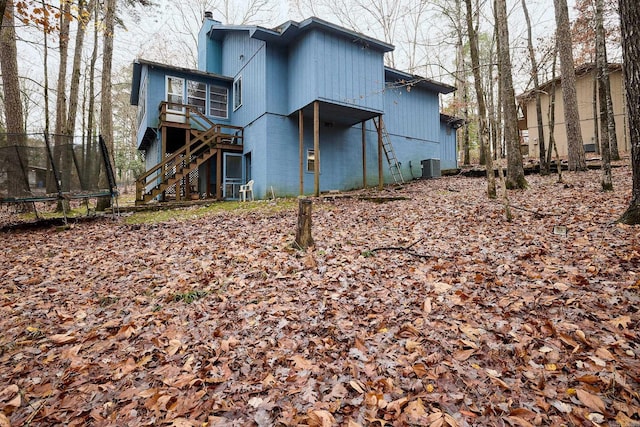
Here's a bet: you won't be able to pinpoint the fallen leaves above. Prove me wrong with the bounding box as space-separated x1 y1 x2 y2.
0 167 638 425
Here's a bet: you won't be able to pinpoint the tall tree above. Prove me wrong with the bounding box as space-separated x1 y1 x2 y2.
554 0 586 171
495 0 526 189
65 0 95 141
572 0 620 160
96 0 117 211
454 0 470 166
54 0 72 201
0 0 29 195
618 0 640 224
83 0 99 186
522 0 548 174
465 0 495 197
596 0 612 190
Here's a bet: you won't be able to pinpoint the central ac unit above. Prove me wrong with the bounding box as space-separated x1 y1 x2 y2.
421 159 441 178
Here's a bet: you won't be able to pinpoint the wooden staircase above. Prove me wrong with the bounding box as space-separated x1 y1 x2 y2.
374 117 404 184
135 104 243 205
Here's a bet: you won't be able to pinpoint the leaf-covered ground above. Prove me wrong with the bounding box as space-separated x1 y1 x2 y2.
1 167 639 426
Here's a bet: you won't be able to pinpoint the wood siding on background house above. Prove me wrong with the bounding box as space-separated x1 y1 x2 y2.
523 69 629 157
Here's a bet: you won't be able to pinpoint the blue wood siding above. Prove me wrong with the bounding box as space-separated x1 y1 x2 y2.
439 123 458 170
198 21 222 73
266 45 289 115
138 65 232 138
288 30 385 114
222 33 267 127
383 85 440 142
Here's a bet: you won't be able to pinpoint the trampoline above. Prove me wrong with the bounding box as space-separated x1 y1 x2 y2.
0 133 118 222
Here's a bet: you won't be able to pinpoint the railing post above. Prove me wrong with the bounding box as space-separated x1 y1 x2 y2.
136 180 143 202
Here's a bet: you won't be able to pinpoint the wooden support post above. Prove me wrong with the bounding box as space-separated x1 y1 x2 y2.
206 159 211 198
294 198 314 249
377 116 383 190
184 129 191 200
216 149 222 200
313 101 320 197
161 126 167 201
299 109 304 196
362 120 367 189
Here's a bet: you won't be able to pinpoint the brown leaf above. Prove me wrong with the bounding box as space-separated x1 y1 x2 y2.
452 348 475 361
576 389 606 413
307 409 335 427
506 416 535 427
405 398 428 420
49 333 77 345
609 315 632 329
615 411 639 427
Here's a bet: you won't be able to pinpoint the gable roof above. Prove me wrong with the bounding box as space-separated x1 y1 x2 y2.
517 62 622 102
130 59 233 105
206 16 394 53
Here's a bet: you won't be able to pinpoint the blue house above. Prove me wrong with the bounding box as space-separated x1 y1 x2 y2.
130 15 459 203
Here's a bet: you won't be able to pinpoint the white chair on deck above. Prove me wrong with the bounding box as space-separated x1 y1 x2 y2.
239 180 254 201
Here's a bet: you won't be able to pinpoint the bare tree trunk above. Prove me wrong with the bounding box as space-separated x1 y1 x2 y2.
0 0 28 195
547 47 559 174
55 0 71 191
465 0 496 197
96 0 117 211
495 0 527 189
595 0 612 191
0 0 7 27
592 72 600 154
454 0 470 166
66 0 94 141
554 0 587 171
487 37 498 162
618 0 640 223
522 0 548 175
85 0 99 186
606 76 620 160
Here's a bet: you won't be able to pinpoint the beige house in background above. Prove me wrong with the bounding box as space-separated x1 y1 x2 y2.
517 63 629 159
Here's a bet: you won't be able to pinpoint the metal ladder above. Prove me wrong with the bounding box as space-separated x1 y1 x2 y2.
375 117 404 185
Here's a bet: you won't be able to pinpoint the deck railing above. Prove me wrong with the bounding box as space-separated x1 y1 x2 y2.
135 103 244 203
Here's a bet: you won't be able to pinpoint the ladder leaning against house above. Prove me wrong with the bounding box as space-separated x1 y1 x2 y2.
374 117 404 185
135 103 243 205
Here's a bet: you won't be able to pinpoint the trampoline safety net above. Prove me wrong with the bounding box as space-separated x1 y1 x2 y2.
0 133 117 203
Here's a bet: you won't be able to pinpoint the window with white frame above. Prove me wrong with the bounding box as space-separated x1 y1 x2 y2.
210 85 228 118
233 76 242 110
166 76 184 111
306 149 316 172
137 77 147 126
187 80 206 114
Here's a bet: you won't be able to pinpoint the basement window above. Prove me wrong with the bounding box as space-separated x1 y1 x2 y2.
306 149 316 173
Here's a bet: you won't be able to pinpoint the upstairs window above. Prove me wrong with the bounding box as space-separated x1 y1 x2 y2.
137 77 147 126
166 76 184 111
233 76 242 110
187 80 206 114
210 85 228 119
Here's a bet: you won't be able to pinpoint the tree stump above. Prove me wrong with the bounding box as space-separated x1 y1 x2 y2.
294 198 314 249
